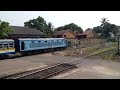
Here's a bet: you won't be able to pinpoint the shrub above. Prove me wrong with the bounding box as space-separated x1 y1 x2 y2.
107 37 116 42
67 41 73 47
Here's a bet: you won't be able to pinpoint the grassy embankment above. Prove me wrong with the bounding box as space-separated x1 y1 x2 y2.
65 42 120 61
86 42 120 60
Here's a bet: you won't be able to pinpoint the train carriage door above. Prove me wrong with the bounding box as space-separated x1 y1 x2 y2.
21 42 25 50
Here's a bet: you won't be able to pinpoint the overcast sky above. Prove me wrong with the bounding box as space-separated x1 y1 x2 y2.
0 11 120 30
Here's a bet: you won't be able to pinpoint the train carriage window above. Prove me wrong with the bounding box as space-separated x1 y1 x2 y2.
3 43 9 49
31 41 34 43
9 43 14 48
21 42 25 50
0 44 2 49
9 43 13 45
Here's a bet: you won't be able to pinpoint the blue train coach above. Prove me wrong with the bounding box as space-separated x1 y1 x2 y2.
15 38 68 54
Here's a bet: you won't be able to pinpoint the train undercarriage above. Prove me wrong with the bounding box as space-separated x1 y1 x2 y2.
0 47 67 60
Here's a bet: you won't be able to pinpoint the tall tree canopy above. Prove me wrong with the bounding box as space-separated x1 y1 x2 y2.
45 22 54 37
54 23 83 33
24 16 54 37
93 18 118 38
0 20 14 38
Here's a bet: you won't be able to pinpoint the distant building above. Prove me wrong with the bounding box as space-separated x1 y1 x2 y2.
109 32 114 38
76 28 97 39
8 26 45 39
53 29 76 39
97 33 102 37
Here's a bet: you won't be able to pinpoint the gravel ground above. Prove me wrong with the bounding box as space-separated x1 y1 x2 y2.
0 52 77 77
7 53 77 65
51 58 120 79
0 60 46 77
1 51 120 79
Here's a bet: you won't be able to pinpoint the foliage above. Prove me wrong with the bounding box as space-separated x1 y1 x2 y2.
90 46 116 56
24 16 54 37
54 26 64 31
107 37 117 42
93 18 118 38
67 41 73 47
67 40 81 48
100 49 120 61
54 23 83 34
0 20 14 38
73 41 81 47
93 26 103 33
45 22 54 37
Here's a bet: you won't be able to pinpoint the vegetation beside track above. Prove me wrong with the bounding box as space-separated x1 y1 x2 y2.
85 42 120 61
89 46 116 56
54 42 120 61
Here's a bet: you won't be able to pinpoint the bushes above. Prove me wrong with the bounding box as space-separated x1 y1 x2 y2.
67 40 80 47
67 41 73 47
107 37 116 42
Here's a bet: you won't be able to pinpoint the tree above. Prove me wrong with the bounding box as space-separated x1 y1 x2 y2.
0 20 14 38
24 16 48 32
45 22 54 37
93 26 103 33
54 26 64 31
93 17 118 38
54 23 83 33
24 16 53 37
100 18 109 27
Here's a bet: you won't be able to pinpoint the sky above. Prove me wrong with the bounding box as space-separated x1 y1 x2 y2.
0 11 120 30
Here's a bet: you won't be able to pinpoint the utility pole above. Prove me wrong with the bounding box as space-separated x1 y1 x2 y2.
116 27 120 55
117 36 120 55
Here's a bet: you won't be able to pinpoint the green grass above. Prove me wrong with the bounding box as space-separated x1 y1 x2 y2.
87 45 119 61
65 42 118 58
90 46 116 56
102 52 120 60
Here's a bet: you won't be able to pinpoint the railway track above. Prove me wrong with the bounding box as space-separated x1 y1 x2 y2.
0 63 77 79
0 47 116 79
0 58 98 79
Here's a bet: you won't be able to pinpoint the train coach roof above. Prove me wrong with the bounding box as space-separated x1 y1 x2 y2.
0 39 14 42
17 38 65 41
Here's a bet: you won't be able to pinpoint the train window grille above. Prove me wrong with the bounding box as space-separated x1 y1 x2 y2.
3 43 9 49
30 42 42 48
9 43 14 48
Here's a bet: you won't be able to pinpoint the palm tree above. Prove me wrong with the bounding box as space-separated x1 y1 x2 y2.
100 18 109 27
46 22 54 37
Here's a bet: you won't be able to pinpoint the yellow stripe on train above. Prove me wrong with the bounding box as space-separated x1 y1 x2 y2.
0 48 15 52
